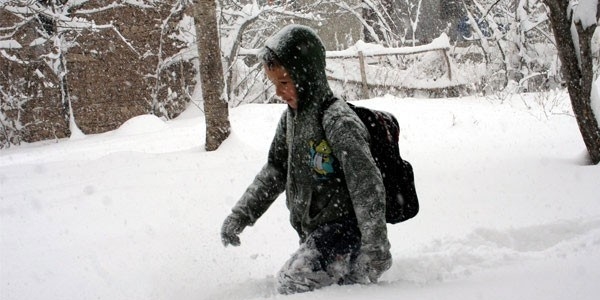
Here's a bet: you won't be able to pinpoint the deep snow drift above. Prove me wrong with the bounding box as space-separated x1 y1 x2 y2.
1 94 600 300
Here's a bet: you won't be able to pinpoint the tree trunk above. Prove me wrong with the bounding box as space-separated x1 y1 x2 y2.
544 0 600 164
194 0 231 151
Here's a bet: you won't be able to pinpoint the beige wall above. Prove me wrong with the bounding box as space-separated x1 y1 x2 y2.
293 0 363 50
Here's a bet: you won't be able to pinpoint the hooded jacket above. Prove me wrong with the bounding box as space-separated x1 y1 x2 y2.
232 25 390 254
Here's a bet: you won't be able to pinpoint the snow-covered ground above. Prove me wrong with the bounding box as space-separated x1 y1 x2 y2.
1 93 599 300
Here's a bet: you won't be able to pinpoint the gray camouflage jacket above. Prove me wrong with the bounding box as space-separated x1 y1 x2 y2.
231 25 390 255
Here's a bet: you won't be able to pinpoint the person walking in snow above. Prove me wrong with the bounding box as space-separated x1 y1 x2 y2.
220 24 391 294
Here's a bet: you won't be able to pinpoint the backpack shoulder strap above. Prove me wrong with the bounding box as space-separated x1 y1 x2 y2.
319 96 342 124
321 96 339 111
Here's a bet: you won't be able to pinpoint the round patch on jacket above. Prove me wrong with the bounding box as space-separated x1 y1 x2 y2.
309 140 336 180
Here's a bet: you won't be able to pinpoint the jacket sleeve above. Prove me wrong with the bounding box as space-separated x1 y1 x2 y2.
231 112 288 226
323 106 390 254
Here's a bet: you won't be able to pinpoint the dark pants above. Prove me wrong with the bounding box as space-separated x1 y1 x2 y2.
277 221 363 294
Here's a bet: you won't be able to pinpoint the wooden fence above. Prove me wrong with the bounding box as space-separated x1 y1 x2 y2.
325 43 452 98
238 36 454 99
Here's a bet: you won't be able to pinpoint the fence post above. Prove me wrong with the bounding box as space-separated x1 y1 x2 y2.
441 49 452 81
358 51 369 99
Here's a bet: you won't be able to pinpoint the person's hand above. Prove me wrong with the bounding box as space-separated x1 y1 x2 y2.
220 214 247 247
354 249 392 283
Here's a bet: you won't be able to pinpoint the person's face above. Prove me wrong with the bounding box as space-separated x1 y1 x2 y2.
264 65 298 109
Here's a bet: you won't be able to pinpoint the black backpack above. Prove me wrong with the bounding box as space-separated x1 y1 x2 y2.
323 98 419 224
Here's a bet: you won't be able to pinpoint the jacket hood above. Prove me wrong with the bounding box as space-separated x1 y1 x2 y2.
262 25 333 110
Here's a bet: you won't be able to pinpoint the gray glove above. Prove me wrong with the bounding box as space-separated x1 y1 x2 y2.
220 214 247 247
353 249 392 283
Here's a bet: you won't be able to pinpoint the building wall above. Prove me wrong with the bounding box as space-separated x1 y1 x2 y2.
0 1 195 145
294 0 363 50
0 9 67 144
64 3 195 134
